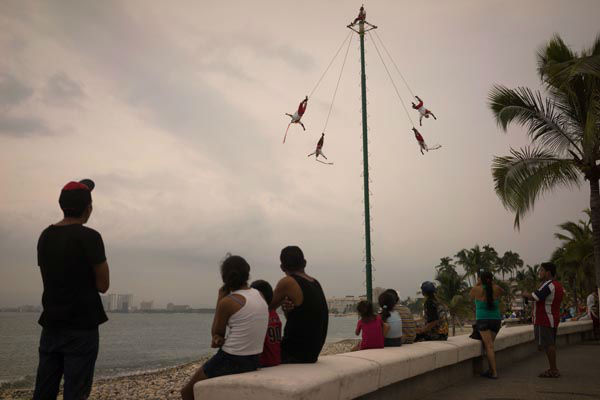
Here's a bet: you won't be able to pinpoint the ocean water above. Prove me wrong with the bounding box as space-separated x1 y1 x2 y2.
0 312 358 388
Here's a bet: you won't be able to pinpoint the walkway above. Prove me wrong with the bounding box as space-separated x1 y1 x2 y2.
419 340 600 400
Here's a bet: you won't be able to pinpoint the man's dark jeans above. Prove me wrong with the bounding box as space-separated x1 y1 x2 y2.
33 327 99 400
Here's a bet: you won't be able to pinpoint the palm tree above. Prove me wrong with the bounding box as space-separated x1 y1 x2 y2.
455 245 499 286
435 257 457 275
482 244 500 275
435 268 471 336
488 34 600 299
499 251 524 281
552 211 594 311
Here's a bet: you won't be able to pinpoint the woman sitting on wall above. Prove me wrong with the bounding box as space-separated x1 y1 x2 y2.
415 281 448 341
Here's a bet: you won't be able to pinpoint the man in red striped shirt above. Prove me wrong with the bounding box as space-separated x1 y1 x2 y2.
523 262 564 378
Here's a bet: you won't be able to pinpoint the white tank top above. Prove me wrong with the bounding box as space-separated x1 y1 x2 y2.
385 310 403 339
221 288 269 356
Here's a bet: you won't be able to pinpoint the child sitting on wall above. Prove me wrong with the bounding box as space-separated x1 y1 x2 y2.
352 300 389 351
251 280 282 367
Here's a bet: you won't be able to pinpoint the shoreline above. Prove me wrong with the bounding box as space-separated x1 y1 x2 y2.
0 339 360 400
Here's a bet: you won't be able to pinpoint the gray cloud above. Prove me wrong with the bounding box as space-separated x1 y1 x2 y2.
43 72 85 106
0 73 33 107
0 115 51 137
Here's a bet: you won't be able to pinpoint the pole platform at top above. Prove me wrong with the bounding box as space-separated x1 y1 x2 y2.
348 6 376 303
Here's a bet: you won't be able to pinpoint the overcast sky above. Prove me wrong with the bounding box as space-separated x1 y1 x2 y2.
1 0 599 308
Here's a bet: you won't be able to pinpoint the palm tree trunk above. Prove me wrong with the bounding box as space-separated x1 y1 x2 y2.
588 178 600 303
570 277 578 314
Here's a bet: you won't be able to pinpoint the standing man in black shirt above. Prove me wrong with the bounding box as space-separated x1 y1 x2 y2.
34 179 110 400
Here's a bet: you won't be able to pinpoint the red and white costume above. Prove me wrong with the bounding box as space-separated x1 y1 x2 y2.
411 96 437 126
412 127 440 155
286 97 308 129
352 6 366 25
308 133 327 159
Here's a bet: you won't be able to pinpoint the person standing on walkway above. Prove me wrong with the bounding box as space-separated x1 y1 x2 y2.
522 262 564 378
470 270 504 379
271 246 329 363
34 179 110 400
586 286 599 338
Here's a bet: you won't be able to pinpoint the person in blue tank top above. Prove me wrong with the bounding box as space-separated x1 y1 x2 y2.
470 270 504 379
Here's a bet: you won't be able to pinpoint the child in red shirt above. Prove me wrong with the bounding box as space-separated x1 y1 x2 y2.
251 280 282 367
353 300 389 350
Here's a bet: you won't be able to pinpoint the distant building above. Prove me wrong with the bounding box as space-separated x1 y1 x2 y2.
116 294 133 312
100 295 111 311
327 296 363 314
17 305 41 312
140 301 153 311
104 293 118 311
373 287 385 301
166 303 190 312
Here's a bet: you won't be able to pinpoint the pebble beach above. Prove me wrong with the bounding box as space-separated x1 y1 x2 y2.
0 339 360 400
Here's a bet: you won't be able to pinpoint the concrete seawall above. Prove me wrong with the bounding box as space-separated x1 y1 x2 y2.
194 320 593 400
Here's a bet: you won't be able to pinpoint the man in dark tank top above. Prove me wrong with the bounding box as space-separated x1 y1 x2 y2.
270 246 329 363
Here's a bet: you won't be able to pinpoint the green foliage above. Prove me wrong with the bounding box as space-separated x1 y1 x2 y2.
399 296 424 316
553 210 595 308
435 268 471 336
488 34 600 229
455 244 500 286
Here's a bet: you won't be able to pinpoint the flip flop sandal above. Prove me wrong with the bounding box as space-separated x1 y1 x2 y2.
538 370 560 378
480 370 498 379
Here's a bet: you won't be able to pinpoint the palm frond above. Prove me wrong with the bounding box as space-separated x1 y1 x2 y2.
582 95 600 162
537 34 575 80
488 85 582 156
492 146 581 229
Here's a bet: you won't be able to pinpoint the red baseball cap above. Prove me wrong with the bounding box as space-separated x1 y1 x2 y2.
59 179 95 211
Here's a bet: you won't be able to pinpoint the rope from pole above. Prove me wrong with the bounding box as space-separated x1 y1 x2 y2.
309 31 353 99
367 31 415 127
373 30 416 99
323 32 353 133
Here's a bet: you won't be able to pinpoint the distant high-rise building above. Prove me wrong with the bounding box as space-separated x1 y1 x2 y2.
140 301 153 311
100 295 110 311
116 294 133 312
107 293 118 311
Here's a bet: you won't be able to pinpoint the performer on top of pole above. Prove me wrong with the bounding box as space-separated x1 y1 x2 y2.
350 5 366 25
411 96 437 126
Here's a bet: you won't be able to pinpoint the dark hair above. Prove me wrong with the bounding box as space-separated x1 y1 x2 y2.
59 188 91 218
479 270 495 310
280 246 306 272
62 206 88 218
356 300 375 321
220 255 250 292
250 279 273 305
378 292 397 322
383 289 400 303
541 262 556 277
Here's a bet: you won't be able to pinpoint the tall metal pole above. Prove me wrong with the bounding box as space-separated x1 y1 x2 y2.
358 20 373 303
